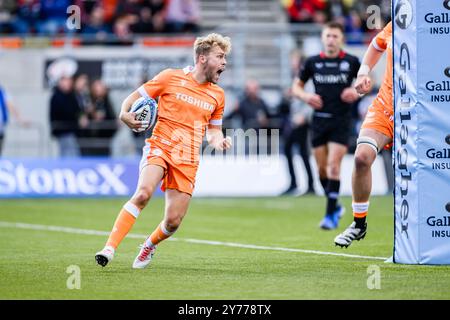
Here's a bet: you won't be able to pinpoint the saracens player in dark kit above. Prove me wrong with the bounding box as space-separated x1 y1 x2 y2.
292 22 361 230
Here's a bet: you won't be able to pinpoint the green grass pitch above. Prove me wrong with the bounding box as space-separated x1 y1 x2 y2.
1 196 450 299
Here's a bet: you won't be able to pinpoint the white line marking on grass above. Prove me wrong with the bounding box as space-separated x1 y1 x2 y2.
0 221 387 261
195 199 295 210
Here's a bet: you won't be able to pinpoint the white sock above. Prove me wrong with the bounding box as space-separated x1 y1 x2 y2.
352 202 370 214
145 238 154 248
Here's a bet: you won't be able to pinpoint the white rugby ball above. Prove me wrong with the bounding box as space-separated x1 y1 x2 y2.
130 97 158 133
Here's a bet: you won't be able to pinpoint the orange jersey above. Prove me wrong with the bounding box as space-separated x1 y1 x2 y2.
372 22 393 114
138 66 225 162
361 22 394 143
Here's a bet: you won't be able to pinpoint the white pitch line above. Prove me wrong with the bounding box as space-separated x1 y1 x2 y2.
0 221 388 261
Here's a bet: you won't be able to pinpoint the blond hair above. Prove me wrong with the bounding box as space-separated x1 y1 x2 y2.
193 33 232 64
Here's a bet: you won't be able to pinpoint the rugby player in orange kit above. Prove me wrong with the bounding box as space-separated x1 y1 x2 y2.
95 33 232 268
334 22 394 247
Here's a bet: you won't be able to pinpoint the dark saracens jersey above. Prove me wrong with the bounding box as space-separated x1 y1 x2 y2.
299 51 360 118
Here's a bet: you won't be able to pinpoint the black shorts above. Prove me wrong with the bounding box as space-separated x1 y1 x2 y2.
311 116 351 148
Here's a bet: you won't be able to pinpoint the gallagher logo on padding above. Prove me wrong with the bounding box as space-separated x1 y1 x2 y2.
444 0 450 11
445 67 450 78
426 136 450 170
395 0 413 29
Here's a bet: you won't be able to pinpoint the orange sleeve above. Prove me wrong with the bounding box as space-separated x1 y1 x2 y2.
138 69 173 99
209 90 225 126
372 22 392 51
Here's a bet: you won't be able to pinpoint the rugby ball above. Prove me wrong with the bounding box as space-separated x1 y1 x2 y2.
130 97 158 133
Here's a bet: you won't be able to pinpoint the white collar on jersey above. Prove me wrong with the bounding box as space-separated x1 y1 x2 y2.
183 65 194 74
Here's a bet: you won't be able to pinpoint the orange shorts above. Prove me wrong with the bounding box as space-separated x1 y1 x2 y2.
361 99 394 140
139 136 199 196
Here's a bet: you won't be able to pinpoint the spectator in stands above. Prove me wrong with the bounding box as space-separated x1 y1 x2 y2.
165 0 200 33
38 0 72 35
131 0 167 34
73 73 92 155
278 88 315 196
147 0 166 16
81 5 111 41
88 79 117 156
75 0 111 24
112 0 141 42
344 9 365 44
0 0 17 34
50 75 83 157
146 0 167 32
74 74 93 113
113 14 136 43
324 0 349 25
12 0 41 34
115 0 141 17
100 0 119 24
0 84 29 154
284 0 327 24
151 10 166 32
227 79 270 131
132 6 154 34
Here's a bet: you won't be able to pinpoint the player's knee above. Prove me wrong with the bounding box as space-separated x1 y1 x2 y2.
327 162 340 179
133 186 154 207
165 214 183 231
354 152 373 172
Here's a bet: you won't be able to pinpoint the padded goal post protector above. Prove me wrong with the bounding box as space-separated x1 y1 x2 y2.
393 0 450 264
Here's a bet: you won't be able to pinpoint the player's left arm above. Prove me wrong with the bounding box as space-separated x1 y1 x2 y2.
207 92 231 151
206 124 231 151
341 57 362 103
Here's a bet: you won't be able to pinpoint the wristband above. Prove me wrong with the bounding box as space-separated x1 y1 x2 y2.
357 64 371 77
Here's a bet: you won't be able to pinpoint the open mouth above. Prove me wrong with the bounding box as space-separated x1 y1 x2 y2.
217 68 225 76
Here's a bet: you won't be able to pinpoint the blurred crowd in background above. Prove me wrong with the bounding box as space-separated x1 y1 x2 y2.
49 73 118 157
282 0 391 44
0 0 389 41
0 0 200 37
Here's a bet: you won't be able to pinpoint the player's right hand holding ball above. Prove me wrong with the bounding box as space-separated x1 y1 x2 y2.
120 111 149 132
354 75 372 96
